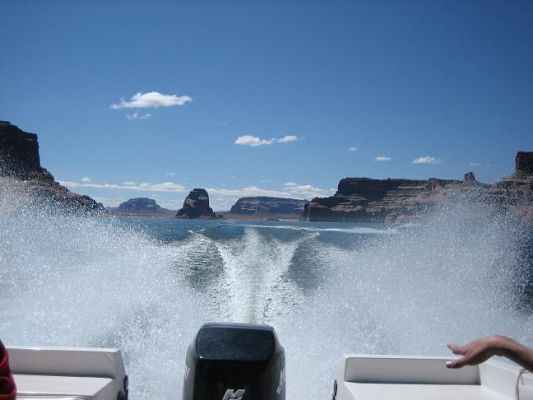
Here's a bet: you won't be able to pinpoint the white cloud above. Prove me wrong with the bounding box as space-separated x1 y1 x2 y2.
81 177 92 183
373 156 392 162
110 91 192 109
411 156 443 165
126 112 152 120
276 135 299 144
348 146 358 152
235 136 274 146
207 186 288 197
59 180 186 193
469 161 480 167
283 182 330 198
234 135 300 147
90 196 126 208
206 182 331 200
165 172 176 176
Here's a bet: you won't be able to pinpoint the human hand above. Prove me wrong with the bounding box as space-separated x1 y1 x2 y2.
446 336 501 368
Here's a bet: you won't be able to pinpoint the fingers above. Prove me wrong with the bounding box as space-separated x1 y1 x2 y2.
446 343 470 369
446 357 467 369
447 343 467 355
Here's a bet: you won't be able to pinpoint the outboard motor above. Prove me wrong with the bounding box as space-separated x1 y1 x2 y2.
182 322 285 400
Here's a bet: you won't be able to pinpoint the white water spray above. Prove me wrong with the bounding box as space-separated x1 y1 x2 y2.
1 181 531 399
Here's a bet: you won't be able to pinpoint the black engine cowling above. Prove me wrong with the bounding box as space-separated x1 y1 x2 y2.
182 323 285 400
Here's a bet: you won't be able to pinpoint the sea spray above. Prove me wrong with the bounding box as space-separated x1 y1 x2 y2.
1 180 532 399
277 196 533 399
0 179 208 398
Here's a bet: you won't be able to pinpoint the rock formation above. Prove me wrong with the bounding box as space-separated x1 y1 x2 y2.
301 160 533 224
117 198 169 213
487 151 532 224
0 121 43 178
302 177 464 222
0 121 104 212
463 172 477 185
228 197 307 219
0 120 57 183
515 152 533 178
176 188 216 219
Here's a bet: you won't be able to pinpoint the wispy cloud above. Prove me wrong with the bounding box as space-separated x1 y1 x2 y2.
165 172 176 176
126 112 152 120
206 182 330 200
373 156 392 162
234 135 300 147
207 186 288 197
469 161 480 167
110 91 192 109
90 196 126 208
59 180 186 193
348 146 358 152
81 177 92 183
411 156 443 165
276 135 299 144
283 182 330 198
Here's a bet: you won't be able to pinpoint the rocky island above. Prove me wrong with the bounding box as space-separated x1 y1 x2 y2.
176 188 217 219
225 197 306 220
0 121 103 212
111 197 174 217
302 151 532 224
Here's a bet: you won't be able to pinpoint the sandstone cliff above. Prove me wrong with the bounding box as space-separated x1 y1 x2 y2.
0 121 104 213
228 197 306 219
176 188 217 219
302 177 461 222
0 121 42 178
117 198 170 214
486 152 533 225
302 152 531 224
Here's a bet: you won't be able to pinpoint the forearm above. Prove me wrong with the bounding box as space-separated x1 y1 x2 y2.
492 336 533 372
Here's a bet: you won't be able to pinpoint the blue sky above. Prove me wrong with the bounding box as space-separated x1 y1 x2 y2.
1 0 532 210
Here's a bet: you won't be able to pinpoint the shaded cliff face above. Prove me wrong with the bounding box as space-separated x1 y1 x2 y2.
0 121 104 213
176 188 216 219
0 121 43 178
301 175 483 223
516 152 533 178
488 152 533 225
302 154 532 224
229 197 307 217
117 198 166 213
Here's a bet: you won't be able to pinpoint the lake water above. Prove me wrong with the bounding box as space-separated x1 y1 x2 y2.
1 192 532 399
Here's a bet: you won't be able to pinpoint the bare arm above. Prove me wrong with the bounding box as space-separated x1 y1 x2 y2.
446 335 533 372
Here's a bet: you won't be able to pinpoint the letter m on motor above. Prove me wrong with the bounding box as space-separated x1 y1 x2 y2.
223 389 246 400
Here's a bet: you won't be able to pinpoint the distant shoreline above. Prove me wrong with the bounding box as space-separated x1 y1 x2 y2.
108 210 300 221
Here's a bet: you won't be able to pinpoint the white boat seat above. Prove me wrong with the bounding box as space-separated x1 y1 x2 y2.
336 355 533 400
17 396 90 400
7 346 127 400
14 374 114 400
345 382 509 400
